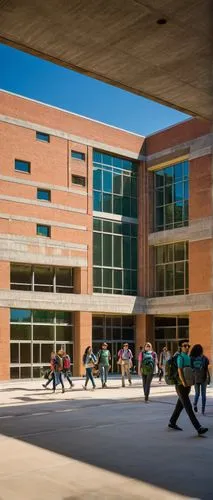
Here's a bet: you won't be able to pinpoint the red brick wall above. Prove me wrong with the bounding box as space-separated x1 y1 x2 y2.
146 118 211 155
189 240 212 293
189 154 212 220
189 311 212 360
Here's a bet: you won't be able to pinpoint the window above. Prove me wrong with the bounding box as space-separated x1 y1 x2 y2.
93 218 137 295
92 315 135 343
36 131 50 142
71 151 85 161
10 309 73 379
37 224 51 237
154 316 189 355
37 188 51 201
15 159 30 173
72 175 86 187
10 264 73 294
155 242 188 297
154 160 189 232
93 151 138 218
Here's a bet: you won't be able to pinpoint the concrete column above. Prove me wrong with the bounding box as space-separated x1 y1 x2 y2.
0 308 10 380
73 311 92 376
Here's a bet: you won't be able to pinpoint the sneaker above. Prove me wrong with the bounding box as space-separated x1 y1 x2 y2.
168 423 183 431
129 380 132 385
42 384 47 389
194 406 198 413
82 385 87 390
62 388 65 394
71 382 75 388
104 384 108 388
92 386 96 391
198 427 208 435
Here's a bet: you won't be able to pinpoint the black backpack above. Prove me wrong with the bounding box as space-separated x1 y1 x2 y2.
165 353 179 385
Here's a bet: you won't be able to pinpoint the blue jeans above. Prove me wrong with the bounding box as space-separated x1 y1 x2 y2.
194 382 207 412
85 368 95 388
99 364 109 386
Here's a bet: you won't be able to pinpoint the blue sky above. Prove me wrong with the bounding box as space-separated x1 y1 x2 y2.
0 43 189 136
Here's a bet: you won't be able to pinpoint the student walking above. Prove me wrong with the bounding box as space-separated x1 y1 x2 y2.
168 339 208 435
138 342 157 402
53 350 65 393
97 343 111 388
82 346 97 390
190 344 210 415
62 351 74 388
117 343 133 387
42 351 56 389
159 346 171 383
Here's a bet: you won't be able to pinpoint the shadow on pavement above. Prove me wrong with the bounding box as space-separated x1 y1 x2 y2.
0 393 212 499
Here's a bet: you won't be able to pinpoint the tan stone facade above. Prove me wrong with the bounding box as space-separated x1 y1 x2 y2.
0 90 212 379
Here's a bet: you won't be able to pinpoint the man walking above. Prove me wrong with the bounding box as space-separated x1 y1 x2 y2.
118 343 133 387
97 342 111 388
168 339 208 435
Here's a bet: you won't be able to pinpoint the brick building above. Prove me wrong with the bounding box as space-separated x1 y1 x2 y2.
0 90 212 380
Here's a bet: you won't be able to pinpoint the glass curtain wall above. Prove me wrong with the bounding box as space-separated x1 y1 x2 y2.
93 218 137 295
154 160 189 232
10 309 73 379
93 151 138 217
93 150 138 295
155 242 188 296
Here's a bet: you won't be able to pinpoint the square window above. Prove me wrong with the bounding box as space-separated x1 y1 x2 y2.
15 159 30 173
71 151 85 161
37 188 51 201
72 175 86 187
36 131 50 142
37 224 51 238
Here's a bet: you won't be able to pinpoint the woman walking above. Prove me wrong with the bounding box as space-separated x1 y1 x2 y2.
190 344 210 415
158 346 171 383
82 346 97 390
138 342 158 402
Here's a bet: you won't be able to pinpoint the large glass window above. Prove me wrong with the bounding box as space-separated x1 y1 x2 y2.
154 160 189 232
10 309 73 379
10 264 73 294
154 316 189 355
155 242 188 296
93 218 137 295
93 151 138 218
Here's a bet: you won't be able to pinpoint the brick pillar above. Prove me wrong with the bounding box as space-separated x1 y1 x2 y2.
0 308 10 380
189 311 212 361
73 311 92 376
136 314 154 352
0 261 10 289
74 268 88 294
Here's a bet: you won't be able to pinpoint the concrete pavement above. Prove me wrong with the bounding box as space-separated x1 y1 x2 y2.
0 377 212 499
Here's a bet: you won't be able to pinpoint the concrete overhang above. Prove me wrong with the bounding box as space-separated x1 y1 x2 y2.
0 0 212 120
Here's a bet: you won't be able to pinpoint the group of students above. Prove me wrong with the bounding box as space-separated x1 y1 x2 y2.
43 341 210 436
42 350 74 393
82 339 210 436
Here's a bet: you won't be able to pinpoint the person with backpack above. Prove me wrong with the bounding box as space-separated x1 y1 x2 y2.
138 342 157 402
159 346 171 383
168 339 208 435
82 346 97 390
42 351 56 389
117 343 133 387
53 350 65 393
190 343 210 415
97 342 111 388
62 351 74 389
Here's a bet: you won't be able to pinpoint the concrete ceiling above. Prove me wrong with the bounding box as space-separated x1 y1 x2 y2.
0 0 212 120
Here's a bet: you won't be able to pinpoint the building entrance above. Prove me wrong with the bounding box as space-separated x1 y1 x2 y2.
92 315 136 374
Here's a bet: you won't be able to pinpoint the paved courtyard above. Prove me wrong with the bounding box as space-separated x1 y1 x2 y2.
0 377 212 499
